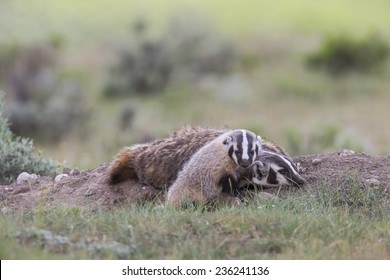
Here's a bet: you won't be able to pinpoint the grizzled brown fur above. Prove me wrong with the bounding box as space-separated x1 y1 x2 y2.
108 126 224 189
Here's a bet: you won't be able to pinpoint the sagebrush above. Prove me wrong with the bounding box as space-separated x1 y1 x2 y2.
104 16 236 97
306 34 389 74
0 39 88 142
0 93 58 184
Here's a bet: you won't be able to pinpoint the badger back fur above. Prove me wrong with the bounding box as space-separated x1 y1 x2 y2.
166 129 262 207
108 126 226 188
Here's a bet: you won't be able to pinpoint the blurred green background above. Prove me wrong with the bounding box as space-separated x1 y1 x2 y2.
1 0 390 170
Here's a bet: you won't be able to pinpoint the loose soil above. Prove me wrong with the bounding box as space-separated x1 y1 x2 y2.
1 150 390 212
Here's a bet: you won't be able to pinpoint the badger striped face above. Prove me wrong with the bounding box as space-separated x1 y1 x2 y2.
223 130 262 168
251 151 305 187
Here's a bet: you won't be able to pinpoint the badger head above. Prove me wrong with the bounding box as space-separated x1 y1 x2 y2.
223 129 262 168
251 151 305 187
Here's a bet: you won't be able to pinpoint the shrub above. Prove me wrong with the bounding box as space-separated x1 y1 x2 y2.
0 93 58 185
306 34 389 74
0 39 88 142
104 38 173 96
164 16 236 77
104 16 236 97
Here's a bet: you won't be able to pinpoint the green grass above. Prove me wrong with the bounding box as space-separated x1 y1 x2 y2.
1 184 389 259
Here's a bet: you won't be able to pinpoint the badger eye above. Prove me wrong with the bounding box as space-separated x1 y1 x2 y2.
279 169 289 176
249 150 254 155
236 151 242 155
255 174 263 180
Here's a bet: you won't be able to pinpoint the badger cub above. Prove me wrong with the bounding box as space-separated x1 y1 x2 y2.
166 129 262 208
251 150 305 188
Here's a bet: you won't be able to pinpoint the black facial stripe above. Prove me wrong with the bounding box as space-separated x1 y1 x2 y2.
228 146 234 159
268 155 298 177
270 156 288 169
236 132 243 154
267 167 278 185
232 133 244 165
247 134 254 161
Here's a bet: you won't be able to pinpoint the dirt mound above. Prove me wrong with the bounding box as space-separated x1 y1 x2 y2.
295 150 390 191
1 150 389 212
0 164 161 213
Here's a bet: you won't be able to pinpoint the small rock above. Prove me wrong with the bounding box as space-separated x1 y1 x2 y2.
17 172 30 183
4 187 14 192
365 178 380 187
16 172 38 184
338 149 355 157
70 168 80 176
312 158 322 165
54 174 69 183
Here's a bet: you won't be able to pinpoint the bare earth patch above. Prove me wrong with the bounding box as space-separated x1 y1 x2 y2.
1 150 390 212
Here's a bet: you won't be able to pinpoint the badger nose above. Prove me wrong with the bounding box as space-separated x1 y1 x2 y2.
240 160 251 168
292 176 305 187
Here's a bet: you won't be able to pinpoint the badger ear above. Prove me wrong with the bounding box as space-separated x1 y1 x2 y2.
254 161 265 168
223 136 233 145
256 135 262 144
253 161 268 176
254 160 268 173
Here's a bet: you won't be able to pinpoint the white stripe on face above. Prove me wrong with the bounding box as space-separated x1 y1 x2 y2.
241 130 249 160
231 143 238 164
262 151 301 176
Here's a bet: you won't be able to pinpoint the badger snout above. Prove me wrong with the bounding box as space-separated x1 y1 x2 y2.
291 175 305 187
239 160 252 168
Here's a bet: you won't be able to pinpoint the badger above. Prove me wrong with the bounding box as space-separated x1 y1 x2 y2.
250 150 305 188
166 129 262 207
107 126 303 191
